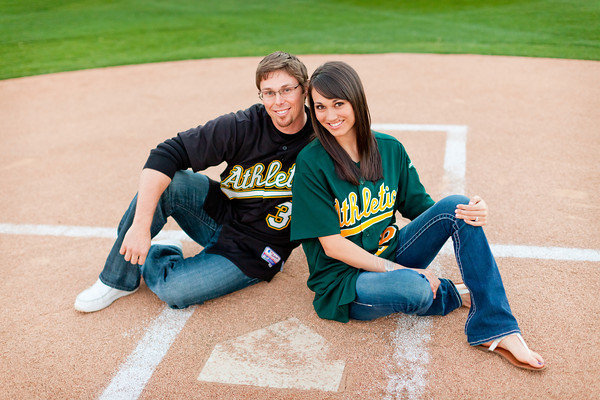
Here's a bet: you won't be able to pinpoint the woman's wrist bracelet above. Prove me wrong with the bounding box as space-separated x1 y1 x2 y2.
383 259 395 272
375 256 396 272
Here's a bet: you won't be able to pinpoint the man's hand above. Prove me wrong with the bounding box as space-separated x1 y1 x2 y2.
455 195 488 226
119 168 172 265
119 222 151 265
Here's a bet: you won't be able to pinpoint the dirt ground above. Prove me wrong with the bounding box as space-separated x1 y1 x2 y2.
1 53 599 399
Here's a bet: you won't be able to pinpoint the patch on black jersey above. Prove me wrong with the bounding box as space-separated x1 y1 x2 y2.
261 246 281 267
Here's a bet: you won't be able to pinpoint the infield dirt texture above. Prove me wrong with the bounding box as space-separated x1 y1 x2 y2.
1 53 599 399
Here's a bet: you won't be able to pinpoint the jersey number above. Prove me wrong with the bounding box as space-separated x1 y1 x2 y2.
375 225 397 256
266 201 292 230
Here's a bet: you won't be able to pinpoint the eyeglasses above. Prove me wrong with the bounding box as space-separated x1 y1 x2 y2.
258 84 300 100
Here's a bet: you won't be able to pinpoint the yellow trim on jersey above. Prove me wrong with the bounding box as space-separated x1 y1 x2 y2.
340 210 394 237
220 187 292 199
375 245 388 256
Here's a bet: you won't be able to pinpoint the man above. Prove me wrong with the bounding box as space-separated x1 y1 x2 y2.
74 52 312 312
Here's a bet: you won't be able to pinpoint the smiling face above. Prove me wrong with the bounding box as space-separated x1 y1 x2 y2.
259 70 307 134
311 88 357 144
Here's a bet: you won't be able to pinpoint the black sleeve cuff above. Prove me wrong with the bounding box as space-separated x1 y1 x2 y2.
143 153 179 179
143 136 191 179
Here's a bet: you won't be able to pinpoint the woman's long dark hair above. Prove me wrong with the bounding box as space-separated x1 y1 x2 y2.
308 61 382 185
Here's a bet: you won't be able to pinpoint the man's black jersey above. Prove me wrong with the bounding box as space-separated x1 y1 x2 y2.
144 104 313 280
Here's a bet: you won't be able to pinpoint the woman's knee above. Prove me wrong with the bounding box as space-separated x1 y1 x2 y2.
401 278 434 315
438 194 470 214
436 194 470 214
385 272 434 315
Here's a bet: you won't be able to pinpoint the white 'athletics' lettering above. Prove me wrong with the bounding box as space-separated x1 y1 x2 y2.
222 161 295 192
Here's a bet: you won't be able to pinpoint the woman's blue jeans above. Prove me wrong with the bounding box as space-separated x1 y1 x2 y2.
98 170 261 309
348 195 520 345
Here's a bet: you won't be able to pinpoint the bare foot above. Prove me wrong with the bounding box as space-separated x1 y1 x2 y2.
482 334 546 370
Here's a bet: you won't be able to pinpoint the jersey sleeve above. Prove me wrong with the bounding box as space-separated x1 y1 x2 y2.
179 110 247 172
395 143 435 220
291 156 342 241
143 135 192 179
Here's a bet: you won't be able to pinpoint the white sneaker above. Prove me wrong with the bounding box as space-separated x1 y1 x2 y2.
74 279 138 312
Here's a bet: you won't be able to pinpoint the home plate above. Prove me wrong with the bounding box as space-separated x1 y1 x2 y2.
197 317 346 391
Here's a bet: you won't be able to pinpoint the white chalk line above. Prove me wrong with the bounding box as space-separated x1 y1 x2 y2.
1 222 597 262
373 123 467 197
383 258 443 400
374 124 468 399
99 306 195 400
438 241 600 262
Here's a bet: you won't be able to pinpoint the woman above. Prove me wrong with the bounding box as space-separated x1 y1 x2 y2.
290 61 545 371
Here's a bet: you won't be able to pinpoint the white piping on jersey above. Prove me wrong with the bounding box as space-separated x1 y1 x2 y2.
220 187 292 199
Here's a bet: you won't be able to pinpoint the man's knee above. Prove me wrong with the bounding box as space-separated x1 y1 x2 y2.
153 284 196 309
168 170 208 193
161 171 210 207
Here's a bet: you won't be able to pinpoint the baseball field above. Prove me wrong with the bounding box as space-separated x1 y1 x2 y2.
2 0 599 79
1 1 599 399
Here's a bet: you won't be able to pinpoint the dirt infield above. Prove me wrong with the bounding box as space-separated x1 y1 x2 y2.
1 53 599 399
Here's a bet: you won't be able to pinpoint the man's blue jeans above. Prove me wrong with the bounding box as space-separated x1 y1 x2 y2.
348 195 520 345
99 170 261 309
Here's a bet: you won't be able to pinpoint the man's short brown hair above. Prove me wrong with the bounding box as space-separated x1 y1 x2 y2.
255 51 308 90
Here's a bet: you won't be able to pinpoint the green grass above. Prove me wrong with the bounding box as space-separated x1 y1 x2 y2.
1 0 599 79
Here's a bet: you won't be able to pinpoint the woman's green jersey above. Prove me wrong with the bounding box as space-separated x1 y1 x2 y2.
291 132 434 322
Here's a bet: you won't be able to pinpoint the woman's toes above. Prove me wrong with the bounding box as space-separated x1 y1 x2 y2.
481 335 546 370
502 336 545 369
529 351 545 368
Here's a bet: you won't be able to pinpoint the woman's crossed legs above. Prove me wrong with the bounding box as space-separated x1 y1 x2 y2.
349 195 545 370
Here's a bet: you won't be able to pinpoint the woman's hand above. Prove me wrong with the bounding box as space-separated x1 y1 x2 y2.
455 195 488 226
409 268 440 299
